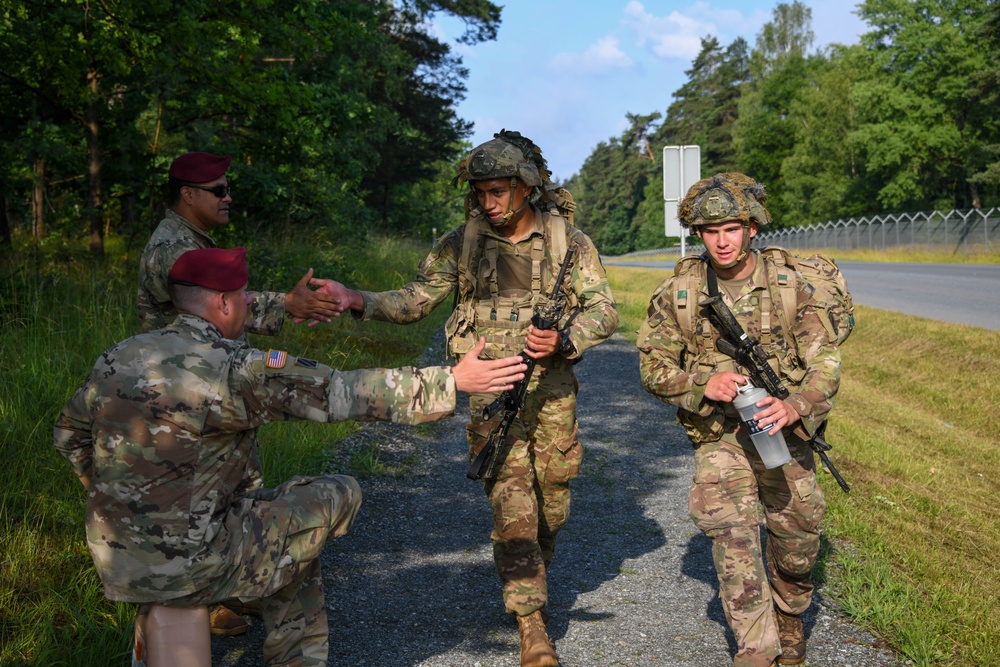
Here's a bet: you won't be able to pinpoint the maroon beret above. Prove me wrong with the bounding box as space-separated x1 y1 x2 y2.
169 247 248 292
168 152 232 183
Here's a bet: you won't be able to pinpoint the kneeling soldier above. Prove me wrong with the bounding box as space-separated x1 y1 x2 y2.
55 247 526 667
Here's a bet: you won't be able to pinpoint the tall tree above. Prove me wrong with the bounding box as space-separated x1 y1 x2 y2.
969 0 1000 192
851 0 995 210
779 45 875 224
654 36 749 173
358 1 501 235
567 113 660 255
752 0 814 75
0 1 159 254
733 1 816 224
0 0 500 253
625 37 750 249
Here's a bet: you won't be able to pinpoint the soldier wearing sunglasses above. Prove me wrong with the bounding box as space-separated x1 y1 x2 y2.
139 152 340 335
136 151 342 636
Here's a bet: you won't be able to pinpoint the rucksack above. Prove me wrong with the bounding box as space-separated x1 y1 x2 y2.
757 246 855 346
536 184 577 227
673 246 855 350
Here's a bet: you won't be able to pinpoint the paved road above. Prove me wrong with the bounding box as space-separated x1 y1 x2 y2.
215 335 902 667
604 258 1000 331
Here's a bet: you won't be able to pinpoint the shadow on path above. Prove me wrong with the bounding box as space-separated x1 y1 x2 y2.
215 336 901 667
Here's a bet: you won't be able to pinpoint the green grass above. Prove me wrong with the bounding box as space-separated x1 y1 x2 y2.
0 233 445 666
607 264 1000 667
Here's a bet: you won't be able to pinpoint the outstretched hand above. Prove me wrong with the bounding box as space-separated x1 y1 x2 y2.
285 268 340 326
315 280 361 316
452 338 528 394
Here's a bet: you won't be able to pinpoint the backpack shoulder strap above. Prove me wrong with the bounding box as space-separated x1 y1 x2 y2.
672 254 708 356
458 216 485 301
540 208 575 310
545 208 569 266
759 246 799 345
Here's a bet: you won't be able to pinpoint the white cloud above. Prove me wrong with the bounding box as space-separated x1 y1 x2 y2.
550 36 634 74
622 0 767 60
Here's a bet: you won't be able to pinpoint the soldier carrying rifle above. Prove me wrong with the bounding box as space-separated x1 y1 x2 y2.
324 130 618 667
637 173 841 667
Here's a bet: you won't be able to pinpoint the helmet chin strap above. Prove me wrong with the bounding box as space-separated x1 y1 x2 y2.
700 221 753 270
490 177 531 228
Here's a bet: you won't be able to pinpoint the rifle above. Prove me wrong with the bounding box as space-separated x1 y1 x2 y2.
467 246 576 482
702 293 851 493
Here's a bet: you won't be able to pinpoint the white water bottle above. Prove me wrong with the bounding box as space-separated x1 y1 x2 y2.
732 383 792 469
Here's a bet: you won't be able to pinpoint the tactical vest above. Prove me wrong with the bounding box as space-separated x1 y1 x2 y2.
445 207 575 360
668 253 808 442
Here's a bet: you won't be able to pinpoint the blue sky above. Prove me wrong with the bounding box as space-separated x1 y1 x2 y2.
434 1 867 181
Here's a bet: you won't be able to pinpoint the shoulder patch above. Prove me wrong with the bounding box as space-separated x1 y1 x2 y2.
266 349 288 369
295 357 319 369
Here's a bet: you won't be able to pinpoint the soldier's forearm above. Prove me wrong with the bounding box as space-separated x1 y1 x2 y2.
326 366 456 424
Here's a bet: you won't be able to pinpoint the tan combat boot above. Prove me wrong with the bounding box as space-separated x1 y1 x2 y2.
516 609 559 667
776 609 806 665
208 604 249 636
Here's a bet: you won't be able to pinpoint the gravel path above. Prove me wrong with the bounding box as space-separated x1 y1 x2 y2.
215 334 903 667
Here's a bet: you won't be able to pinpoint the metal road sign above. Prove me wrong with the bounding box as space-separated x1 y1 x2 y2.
662 145 701 255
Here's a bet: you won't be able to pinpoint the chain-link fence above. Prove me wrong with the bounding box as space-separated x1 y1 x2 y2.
612 208 999 257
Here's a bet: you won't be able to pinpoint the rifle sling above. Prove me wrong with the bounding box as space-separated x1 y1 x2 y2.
706 261 720 298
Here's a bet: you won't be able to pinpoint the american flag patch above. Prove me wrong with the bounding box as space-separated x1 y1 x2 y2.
266 349 287 369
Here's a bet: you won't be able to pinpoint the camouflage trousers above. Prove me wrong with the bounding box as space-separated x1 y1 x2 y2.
688 429 825 667
167 475 362 667
468 361 582 617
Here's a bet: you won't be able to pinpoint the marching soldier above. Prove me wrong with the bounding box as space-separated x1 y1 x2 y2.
323 130 618 667
637 173 840 666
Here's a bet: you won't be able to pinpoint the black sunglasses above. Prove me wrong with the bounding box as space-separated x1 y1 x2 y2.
183 183 231 198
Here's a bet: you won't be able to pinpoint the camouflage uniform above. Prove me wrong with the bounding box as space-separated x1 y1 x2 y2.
138 209 287 496
54 313 459 666
355 208 617 616
637 176 840 667
138 209 286 335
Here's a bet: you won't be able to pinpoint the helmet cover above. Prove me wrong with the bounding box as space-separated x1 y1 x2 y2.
677 172 771 229
454 129 550 189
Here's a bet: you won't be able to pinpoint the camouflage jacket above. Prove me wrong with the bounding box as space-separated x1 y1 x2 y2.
54 314 457 602
355 206 618 366
637 251 840 443
137 209 285 334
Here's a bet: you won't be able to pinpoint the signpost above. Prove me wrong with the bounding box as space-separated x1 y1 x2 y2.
662 145 701 257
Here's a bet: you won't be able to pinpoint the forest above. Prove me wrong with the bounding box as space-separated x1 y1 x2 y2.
0 0 499 257
566 0 1000 255
2 0 999 258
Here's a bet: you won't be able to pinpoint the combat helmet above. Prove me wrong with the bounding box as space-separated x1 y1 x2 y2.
678 172 771 229
678 172 771 268
454 129 552 226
